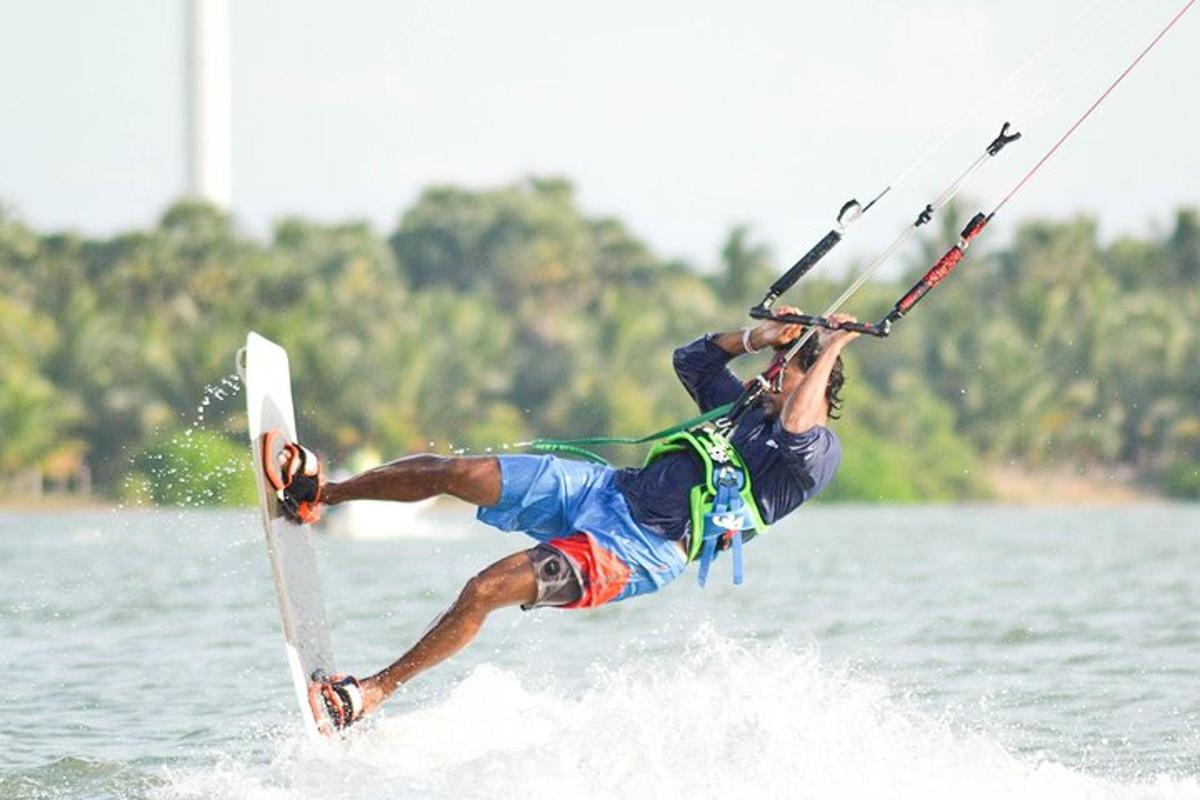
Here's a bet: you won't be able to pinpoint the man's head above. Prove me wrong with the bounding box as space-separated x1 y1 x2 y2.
758 333 846 420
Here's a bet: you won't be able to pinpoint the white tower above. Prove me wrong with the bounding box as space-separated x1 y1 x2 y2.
185 0 232 208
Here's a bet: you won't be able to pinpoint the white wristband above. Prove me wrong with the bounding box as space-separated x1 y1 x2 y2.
741 327 762 354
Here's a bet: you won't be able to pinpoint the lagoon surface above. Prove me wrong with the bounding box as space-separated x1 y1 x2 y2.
2 504 1198 799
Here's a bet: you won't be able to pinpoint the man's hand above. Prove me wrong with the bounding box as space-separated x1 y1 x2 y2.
712 305 855 358
819 312 862 351
749 305 807 350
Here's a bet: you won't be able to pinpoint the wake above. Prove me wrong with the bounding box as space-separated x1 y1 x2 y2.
155 631 1200 800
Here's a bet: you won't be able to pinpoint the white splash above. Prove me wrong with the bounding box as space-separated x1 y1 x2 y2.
191 373 243 429
153 631 1200 800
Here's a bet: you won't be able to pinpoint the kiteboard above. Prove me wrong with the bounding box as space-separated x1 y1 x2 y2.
237 331 334 737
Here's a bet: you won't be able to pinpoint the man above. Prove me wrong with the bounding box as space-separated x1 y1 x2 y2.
264 307 859 731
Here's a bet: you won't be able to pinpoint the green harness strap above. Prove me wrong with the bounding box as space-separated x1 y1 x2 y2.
523 402 769 577
523 401 734 465
645 426 768 563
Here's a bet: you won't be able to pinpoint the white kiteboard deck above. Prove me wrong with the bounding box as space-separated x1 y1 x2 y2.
237 331 335 737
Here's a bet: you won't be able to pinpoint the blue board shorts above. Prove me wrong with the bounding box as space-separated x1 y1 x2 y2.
477 455 688 608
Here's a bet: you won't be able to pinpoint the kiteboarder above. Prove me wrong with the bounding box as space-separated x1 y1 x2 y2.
262 307 859 730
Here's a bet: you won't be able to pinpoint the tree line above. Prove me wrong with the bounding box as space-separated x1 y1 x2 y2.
2 177 1197 504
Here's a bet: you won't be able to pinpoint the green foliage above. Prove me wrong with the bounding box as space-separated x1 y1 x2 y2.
130 429 255 507
1 181 1197 503
0 292 79 474
1168 209 1200 282
819 373 984 502
715 225 775 306
0 364 77 474
821 419 923 502
1163 461 1200 499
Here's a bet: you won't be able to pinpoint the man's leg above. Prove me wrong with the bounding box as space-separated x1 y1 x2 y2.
357 549 539 714
323 454 501 507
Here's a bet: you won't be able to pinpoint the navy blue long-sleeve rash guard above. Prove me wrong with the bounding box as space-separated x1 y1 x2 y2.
613 334 842 542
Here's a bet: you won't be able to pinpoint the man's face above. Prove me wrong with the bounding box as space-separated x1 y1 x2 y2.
759 358 806 419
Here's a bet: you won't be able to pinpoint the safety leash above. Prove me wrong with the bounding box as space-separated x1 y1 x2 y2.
520 401 734 464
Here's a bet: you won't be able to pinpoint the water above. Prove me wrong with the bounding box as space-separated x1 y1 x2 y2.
190 374 242 430
1 504 1198 799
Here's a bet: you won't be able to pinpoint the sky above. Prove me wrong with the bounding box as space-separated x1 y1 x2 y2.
1 0 1197 274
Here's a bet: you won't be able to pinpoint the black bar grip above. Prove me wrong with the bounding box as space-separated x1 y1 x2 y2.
747 310 891 338
748 306 779 321
757 229 843 310
836 319 891 337
749 310 827 326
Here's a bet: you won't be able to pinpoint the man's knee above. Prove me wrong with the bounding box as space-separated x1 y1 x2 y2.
446 454 498 483
439 455 501 506
457 576 505 617
458 554 537 610
459 573 496 608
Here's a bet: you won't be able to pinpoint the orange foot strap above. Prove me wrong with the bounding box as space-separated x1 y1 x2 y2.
259 430 324 524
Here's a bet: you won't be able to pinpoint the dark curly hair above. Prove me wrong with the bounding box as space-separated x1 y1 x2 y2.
773 335 845 419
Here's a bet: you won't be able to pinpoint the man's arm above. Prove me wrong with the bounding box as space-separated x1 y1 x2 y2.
671 336 743 411
673 305 812 411
707 304 807 357
780 313 859 434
